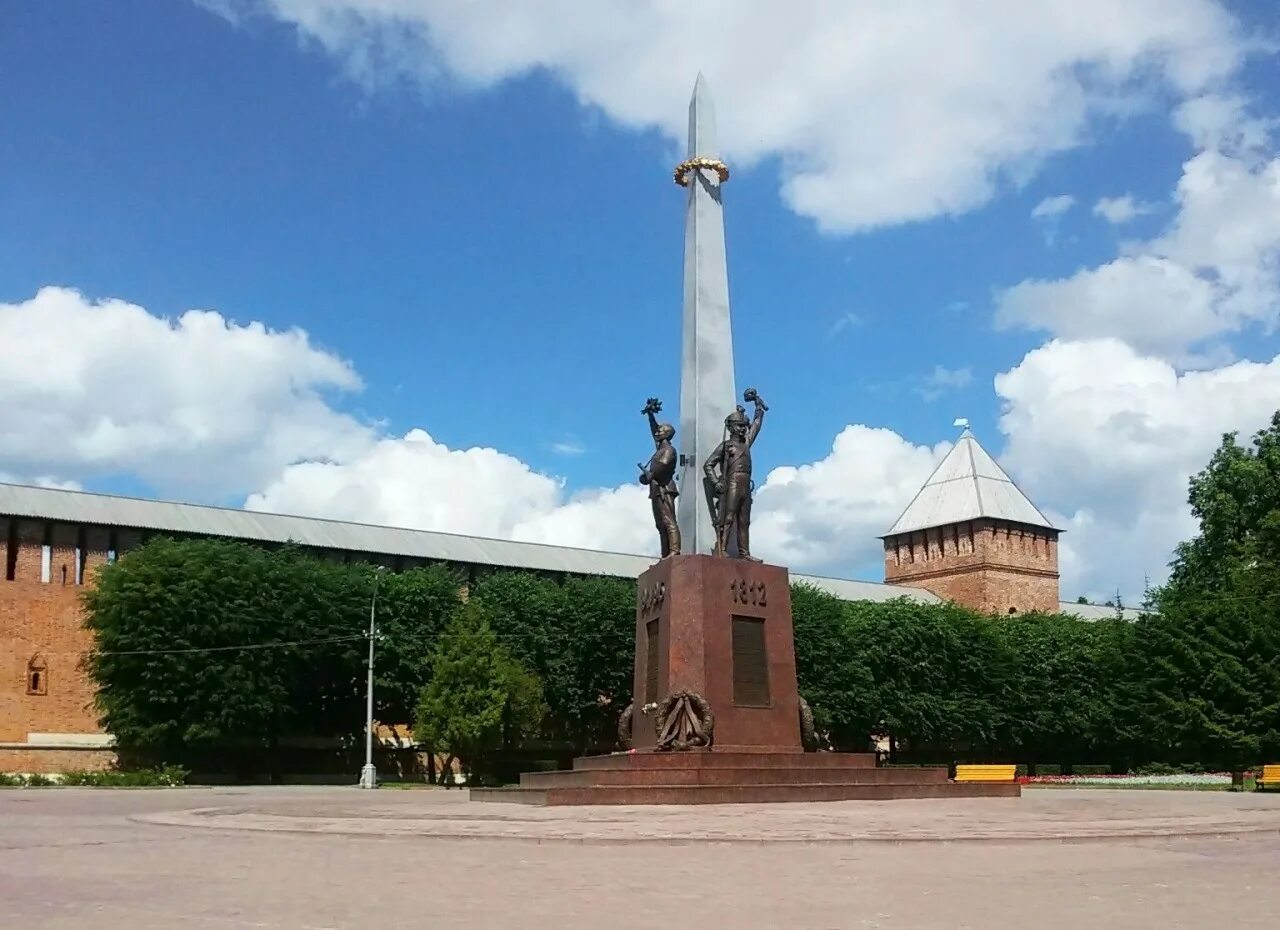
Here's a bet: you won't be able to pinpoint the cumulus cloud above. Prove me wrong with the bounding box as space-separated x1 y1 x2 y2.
997 256 1222 359
995 338 1280 598
1092 194 1156 224
752 426 944 572
11 285 1279 603
0 287 371 496
998 123 1280 359
246 428 656 553
0 286 940 579
246 421 944 574
1174 93 1276 153
204 0 1247 231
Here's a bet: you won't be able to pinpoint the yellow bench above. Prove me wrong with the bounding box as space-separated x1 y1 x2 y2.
1257 764 1280 791
955 764 1017 783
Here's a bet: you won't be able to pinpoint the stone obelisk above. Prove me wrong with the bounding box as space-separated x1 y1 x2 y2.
676 74 736 554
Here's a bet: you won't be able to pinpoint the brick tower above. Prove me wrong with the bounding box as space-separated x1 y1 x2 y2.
883 427 1060 615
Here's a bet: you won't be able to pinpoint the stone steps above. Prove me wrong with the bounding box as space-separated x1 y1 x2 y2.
469 749 1019 805
520 765 949 788
472 782 1020 806
571 751 876 771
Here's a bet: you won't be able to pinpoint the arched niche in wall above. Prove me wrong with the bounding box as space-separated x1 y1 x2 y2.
27 653 48 696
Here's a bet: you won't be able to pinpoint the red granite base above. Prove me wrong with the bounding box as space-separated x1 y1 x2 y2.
471 750 1021 805
469 553 1020 806
632 555 802 751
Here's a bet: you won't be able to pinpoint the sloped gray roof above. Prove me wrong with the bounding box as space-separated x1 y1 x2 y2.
884 429 1055 536
0 482 936 603
1057 601 1148 621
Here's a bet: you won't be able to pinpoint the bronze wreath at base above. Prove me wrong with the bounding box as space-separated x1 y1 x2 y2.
655 690 715 751
617 702 634 750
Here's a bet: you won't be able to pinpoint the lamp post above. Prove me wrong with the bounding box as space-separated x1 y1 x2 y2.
359 566 386 789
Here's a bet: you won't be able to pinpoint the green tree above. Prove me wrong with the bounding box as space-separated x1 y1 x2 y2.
790 583 875 748
993 614 1115 768
468 571 635 753
843 598 1013 758
413 601 545 785
372 565 465 726
1150 412 1280 770
558 575 636 751
84 538 369 773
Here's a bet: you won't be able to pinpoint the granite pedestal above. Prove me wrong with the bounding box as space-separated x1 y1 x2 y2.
473 555 1019 805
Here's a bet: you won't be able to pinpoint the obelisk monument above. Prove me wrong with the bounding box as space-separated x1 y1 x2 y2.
676 74 737 554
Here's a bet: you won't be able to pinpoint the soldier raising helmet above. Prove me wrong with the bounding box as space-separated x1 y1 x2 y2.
703 388 767 560
637 397 680 558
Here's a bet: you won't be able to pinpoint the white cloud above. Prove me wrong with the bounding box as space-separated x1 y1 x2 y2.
998 133 1280 359
245 420 943 573
246 427 656 553
1174 93 1275 154
0 473 83 492
1092 194 1155 224
1031 194 1075 219
995 338 1280 598
549 439 586 456
828 310 862 336
210 0 1247 231
997 256 1222 359
11 283 1278 607
916 365 974 401
0 287 371 496
752 426 944 572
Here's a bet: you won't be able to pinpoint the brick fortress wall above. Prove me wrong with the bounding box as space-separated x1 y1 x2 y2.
883 518 1060 615
0 516 142 772
0 512 468 775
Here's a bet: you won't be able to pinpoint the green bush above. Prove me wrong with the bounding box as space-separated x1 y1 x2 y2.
76 412 1280 776
0 773 24 787
24 773 54 786
58 766 188 787
414 601 545 786
1074 765 1111 776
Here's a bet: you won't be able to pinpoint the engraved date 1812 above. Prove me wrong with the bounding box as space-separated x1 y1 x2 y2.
729 578 767 608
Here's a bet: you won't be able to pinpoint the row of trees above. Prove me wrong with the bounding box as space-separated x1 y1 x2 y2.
84 543 637 777
84 415 1280 780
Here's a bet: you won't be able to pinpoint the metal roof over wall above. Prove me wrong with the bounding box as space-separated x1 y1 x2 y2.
0 482 936 605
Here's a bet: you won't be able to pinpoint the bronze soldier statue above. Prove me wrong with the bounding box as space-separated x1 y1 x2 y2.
704 388 767 560
638 397 681 558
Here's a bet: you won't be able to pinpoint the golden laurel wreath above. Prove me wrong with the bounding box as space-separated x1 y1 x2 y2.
673 156 730 187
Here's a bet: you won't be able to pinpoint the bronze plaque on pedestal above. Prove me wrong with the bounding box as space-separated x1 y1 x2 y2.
731 616 770 706
645 619 660 704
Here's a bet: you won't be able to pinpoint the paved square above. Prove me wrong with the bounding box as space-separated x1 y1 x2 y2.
2 786 1279 929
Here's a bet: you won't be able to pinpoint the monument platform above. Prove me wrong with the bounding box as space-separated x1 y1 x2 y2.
473 553 1018 806
471 750 1019 805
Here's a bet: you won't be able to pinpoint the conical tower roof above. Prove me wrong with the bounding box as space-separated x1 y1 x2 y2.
884 429 1055 536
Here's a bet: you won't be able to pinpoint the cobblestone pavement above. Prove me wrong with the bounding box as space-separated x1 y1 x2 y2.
2 786 1279 929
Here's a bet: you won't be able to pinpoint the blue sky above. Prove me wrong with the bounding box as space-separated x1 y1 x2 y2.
3 1 1280 598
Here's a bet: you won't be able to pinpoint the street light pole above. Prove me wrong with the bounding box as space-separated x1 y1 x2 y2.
359 566 385 789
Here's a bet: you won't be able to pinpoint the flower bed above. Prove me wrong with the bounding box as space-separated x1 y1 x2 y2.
1019 773 1238 787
